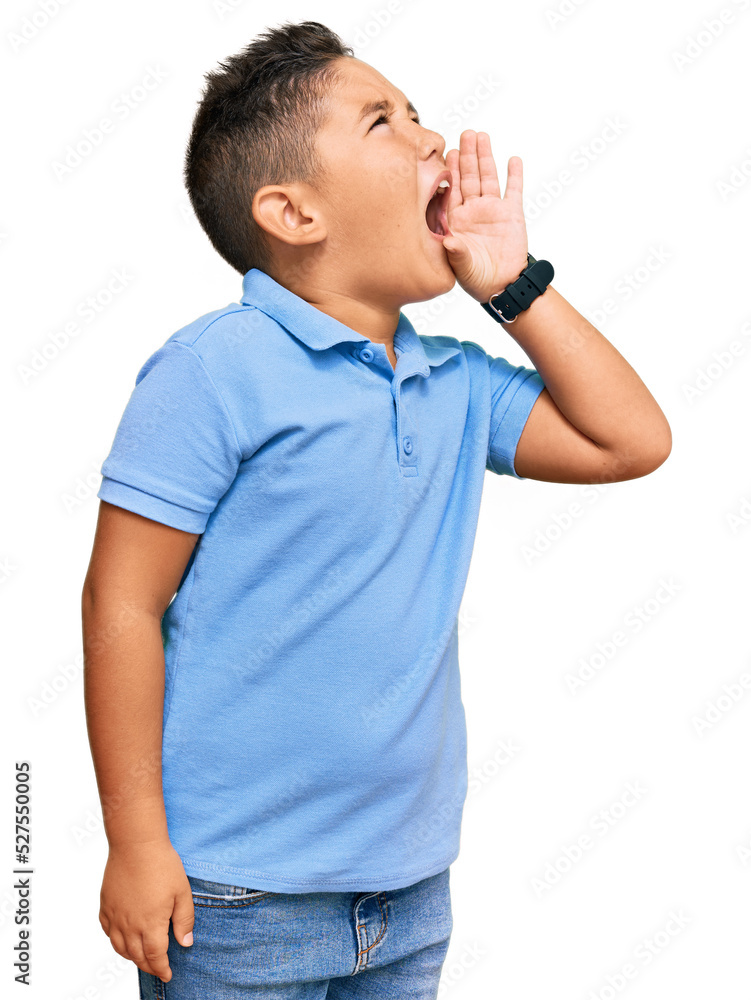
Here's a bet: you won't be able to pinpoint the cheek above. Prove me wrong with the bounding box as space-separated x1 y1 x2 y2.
337 169 419 244
384 158 418 208
349 187 405 238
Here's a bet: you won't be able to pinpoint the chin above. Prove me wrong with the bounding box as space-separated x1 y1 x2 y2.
428 252 458 295
403 268 455 309
391 235 456 305
437 262 457 293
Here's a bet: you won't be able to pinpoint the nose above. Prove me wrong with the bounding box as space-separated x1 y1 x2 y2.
416 124 446 162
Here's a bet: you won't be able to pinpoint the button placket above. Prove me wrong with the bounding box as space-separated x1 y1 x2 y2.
352 343 396 378
393 374 420 476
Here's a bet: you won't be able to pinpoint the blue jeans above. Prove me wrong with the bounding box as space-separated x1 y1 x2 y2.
138 866 453 998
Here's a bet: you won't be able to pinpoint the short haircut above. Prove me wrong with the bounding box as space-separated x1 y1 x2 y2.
184 21 354 276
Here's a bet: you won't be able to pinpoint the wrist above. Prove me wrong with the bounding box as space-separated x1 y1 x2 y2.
107 831 173 853
501 281 554 331
479 256 529 303
481 254 554 325
104 795 170 848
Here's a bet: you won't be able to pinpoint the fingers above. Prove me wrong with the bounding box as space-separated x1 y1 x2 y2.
105 923 173 982
503 154 523 203
141 927 173 982
445 148 462 215
476 132 501 199
171 885 196 948
445 131 518 202
458 130 482 200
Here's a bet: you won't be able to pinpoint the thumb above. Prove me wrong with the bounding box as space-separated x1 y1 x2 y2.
442 236 468 257
172 890 195 947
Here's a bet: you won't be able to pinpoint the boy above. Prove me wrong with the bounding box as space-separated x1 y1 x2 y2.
82 20 671 998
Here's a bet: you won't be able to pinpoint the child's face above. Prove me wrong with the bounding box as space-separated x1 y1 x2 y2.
311 57 456 305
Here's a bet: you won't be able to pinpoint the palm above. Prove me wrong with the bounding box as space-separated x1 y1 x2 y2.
442 133 529 301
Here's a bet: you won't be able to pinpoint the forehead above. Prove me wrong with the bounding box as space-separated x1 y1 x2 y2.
326 57 412 122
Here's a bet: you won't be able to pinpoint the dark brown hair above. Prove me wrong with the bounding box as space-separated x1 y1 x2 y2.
184 21 354 275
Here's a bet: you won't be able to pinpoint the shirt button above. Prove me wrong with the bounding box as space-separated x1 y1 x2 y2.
359 348 374 363
403 436 413 454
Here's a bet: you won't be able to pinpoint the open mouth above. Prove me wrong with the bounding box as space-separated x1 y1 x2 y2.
425 175 451 238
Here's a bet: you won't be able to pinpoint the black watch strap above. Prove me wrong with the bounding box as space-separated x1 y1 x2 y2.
481 253 554 324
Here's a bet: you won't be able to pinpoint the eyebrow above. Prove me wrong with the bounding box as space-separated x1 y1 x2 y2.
357 98 420 125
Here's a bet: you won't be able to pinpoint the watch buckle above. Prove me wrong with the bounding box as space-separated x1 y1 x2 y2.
487 295 516 324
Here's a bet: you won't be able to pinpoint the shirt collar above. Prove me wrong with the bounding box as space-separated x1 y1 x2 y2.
240 268 460 373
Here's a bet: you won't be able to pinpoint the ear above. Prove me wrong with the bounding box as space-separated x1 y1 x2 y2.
252 185 327 247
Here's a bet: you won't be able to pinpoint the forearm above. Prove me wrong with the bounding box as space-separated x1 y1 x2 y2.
500 283 671 458
82 595 171 848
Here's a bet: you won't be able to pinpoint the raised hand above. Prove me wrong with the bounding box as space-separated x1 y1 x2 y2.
442 130 529 302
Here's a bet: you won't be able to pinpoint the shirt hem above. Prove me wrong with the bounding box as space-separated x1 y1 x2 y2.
179 847 460 894
97 477 210 533
489 371 546 478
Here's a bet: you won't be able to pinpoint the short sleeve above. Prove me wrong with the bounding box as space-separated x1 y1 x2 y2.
485 353 546 479
97 341 243 532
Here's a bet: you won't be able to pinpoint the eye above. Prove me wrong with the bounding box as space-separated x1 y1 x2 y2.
369 114 422 131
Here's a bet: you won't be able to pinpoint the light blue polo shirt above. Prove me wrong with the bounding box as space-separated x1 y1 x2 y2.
96 267 545 893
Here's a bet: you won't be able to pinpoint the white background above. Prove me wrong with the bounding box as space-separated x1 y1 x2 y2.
3 0 751 996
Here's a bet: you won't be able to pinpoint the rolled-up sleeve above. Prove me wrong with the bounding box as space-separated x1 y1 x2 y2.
97 341 243 533
485 353 546 479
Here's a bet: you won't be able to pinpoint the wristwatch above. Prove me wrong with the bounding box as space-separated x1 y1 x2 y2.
481 253 554 324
